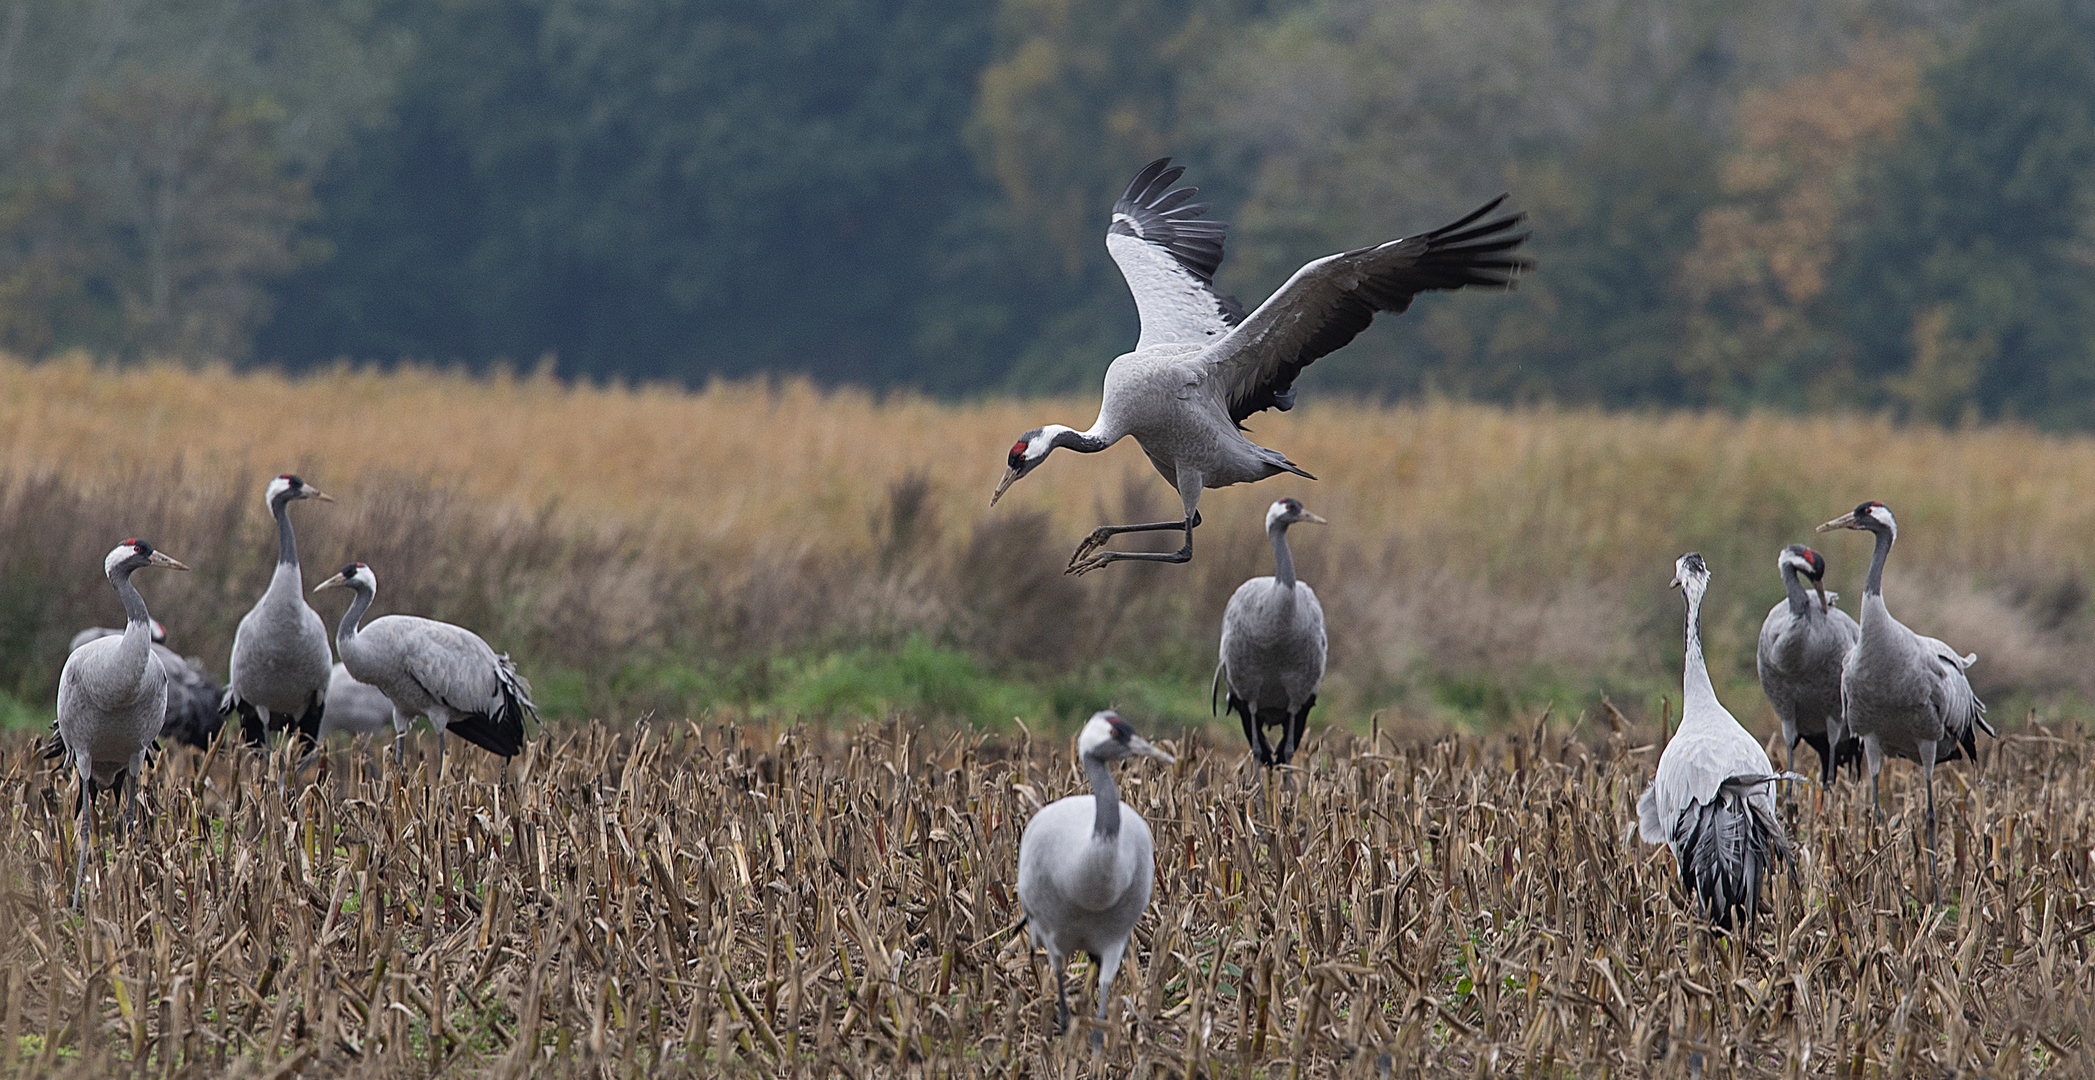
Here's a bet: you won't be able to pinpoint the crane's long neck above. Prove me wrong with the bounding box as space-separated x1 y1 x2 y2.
1681 585 1720 720
334 585 374 657
271 494 299 568
1083 755 1122 840
111 566 154 688
1269 520 1297 590
1863 527 1893 599
1053 425 1116 456
1780 564 1811 618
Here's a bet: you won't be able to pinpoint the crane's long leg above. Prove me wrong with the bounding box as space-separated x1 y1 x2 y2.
73 754 94 910
1918 742 1939 906
121 751 144 838
1232 700 1273 765
1051 953 1071 1034
1093 939 1129 1048
1285 699 1314 765
1067 512 1200 575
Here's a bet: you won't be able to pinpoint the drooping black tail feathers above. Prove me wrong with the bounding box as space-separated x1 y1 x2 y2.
1676 777 1793 931
445 656 537 759
223 689 322 750
1226 693 1313 766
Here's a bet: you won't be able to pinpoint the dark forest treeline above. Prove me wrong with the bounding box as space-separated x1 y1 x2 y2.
3 0 2093 423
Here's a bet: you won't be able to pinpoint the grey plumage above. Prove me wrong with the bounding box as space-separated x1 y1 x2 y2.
992 157 1529 575
55 539 190 908
1216 498 1327 765
1637 553 1793 930
1017 711 1175 1040
1755 544 1860 784
226 474 334 746
315 562 535 776
55 622 224 751
1817 501 1996 897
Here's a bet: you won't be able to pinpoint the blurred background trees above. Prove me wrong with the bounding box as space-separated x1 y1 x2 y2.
5 0 2094 424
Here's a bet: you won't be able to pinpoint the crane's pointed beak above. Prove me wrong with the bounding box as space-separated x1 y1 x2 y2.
1300 511 1328 526
311 489 335 502
990 466 1021 507
313 573 344 592
1130 735 1176 764
150 552 190 571
1816 511 1856 532
1814 581 1830 611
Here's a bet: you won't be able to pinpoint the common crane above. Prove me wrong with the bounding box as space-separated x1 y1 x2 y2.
1017 710 1175 1040
55 539 189 907
61 621 224 750
226 474 333 747
1755 544 1859 785
992 158 1529 574
314 562 535 777
1636 553 1793 930
1817 501 1995 897
1214 498 1326 765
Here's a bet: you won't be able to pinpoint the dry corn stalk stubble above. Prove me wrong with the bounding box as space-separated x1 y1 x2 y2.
0 719 2088 1077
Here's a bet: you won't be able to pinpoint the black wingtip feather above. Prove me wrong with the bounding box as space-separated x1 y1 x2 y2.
1111 156 1232 286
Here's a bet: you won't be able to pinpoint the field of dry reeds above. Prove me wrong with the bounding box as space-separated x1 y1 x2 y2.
5 354 2095 733
1 718 2090 1077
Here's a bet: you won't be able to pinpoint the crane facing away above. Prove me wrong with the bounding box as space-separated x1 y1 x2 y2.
55 539 189 907
1637 553 1793 930
1016 711 1175 1041
1755 544 1860 785
226 474 333 747
1817 501 1995 899
1215 498 1327 765
991 158 1528 574
315 562 535 777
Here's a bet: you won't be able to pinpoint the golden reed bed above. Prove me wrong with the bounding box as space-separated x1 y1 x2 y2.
0 721 2088 1077
6 355 2095 581
9 354 2095 728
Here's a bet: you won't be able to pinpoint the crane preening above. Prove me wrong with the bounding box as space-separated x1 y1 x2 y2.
991 157 1530 575
1016 711 1175 1041
1756 544 1860 785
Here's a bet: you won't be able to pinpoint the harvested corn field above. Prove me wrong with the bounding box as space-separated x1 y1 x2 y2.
0 718 2089 1077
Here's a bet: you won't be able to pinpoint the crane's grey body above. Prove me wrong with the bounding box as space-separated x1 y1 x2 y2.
1217 499 1327 764
227 476 333 744
1818 502 1993 898
1755 545 1859 784
55 540 189 907
318 563 534 774
1637 553 1792 929
993 158 1528 574
67 625 225 750
1017 712 1174 1039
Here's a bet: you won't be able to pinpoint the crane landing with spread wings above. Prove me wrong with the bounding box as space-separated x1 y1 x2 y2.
991 158 1530 574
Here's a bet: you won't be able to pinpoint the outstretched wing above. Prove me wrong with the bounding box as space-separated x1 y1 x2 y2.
1106 158 1247 351
1205 197 1530 426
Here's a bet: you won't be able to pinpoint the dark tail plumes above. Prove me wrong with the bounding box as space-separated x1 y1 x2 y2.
1676 777 1792 930
223 690 322 750
1227 693 1313 766
445 656 537 758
